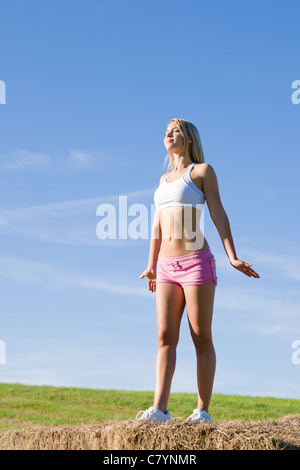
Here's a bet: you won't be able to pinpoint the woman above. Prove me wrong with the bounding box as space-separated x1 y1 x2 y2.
138 118 260 424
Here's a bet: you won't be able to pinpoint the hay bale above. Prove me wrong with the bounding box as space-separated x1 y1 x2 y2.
99 419 279 451
0 424 106 450
1 415 299 450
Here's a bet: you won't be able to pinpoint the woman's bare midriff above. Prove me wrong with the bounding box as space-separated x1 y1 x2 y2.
158 205 209 257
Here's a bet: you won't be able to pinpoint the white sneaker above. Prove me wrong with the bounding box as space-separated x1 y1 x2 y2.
186 409 213 423
136 406 173 423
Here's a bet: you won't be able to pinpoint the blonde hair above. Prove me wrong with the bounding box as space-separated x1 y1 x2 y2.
164 118 205 171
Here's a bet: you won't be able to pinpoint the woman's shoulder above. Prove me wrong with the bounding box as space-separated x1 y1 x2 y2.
193 162 216 177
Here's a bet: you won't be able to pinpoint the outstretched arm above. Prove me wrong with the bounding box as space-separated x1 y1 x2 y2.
202 164 260 279
139 207 162 292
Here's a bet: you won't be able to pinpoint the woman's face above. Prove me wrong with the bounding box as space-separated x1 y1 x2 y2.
164 122 185 152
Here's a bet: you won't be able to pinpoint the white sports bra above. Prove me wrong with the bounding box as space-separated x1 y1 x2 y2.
154 162 205 211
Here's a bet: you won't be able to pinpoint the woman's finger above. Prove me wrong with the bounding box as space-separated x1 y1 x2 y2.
248 268 260 278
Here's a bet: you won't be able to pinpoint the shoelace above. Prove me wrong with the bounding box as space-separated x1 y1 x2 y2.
187 411 197 421
135 409 155 419
135 410 145 419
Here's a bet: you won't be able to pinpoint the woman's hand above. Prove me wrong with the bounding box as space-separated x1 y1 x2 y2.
230 259 260 278
139 267 157 292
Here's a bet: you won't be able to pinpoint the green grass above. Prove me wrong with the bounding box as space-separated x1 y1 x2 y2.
0 382 299 434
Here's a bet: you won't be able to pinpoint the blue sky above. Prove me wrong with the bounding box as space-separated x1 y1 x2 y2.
0 0 300 401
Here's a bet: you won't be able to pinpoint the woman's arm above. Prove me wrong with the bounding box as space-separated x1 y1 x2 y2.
146 207 162 269
139 207 162 291
202 164 260 279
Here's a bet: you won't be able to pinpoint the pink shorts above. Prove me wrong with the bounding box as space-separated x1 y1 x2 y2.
156 248 217 287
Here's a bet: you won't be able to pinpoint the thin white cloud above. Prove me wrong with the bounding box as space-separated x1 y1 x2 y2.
0 257 151 297
214 286 300 340
0 148 108 171
67 149 101 168
0 149 52 170
215 286 300 318
0 188 155 245
258 324 289 336
214 245 300 284
242 248 300 283
0 188 154 222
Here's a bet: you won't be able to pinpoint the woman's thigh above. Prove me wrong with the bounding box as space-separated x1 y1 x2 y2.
183 281 216 345
155 282 186 346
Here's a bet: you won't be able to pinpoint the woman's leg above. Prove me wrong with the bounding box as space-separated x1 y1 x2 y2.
154 282 186 412
183 281 216 412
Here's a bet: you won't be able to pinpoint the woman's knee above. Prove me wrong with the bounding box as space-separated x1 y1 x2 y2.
157 329 179 349
191 333 214 353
